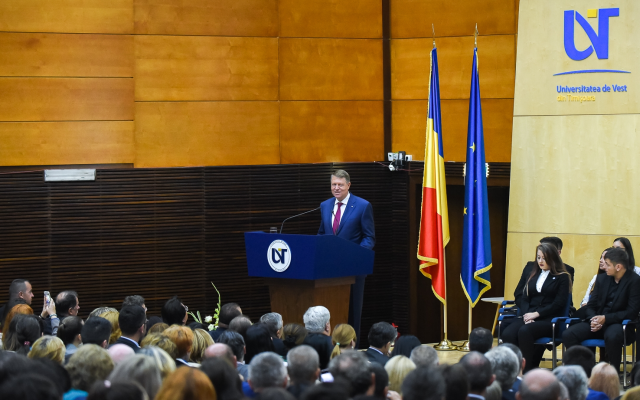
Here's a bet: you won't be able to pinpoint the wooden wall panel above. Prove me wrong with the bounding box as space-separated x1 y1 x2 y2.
0 78 134 122
279 38 383 100
280 101 384 163
135 101 280 167
134 0 278 37
279 0 382 38
390 0 517 38
0 33 133 78
391 35 516 100
0 122 134 165
0 0 133 34
392 99 513 162
135 36 278 101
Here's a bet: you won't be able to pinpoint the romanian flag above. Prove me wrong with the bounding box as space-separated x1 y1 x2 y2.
418 48 450 304
460 48 492 307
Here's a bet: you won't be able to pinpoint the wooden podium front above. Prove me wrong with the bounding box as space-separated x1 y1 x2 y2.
265 276 355 326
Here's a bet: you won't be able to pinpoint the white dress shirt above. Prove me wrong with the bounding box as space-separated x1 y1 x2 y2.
331 192 351 226
536 269 550 292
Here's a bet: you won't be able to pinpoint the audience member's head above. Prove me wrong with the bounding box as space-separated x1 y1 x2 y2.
469 327 493 353
249 351 288 392
300 382 349 400
228 315 253 339
410 344 439 368
161 296 187 326
2 303 33 338
88 307 117 320
146 316 162 332
155 367 217 400
66 344 115 392
260 388 297 400
605 247 630 271
553 366 589 400
219 303 243 327
200 357 244 400
9 278 34 305
390 334 421 358
260 312 283 338
108 354 162 399
86 380 148 400
485 346 519 391
440 363 470 400
460 351 494 395
385 355 416 394
28 335 65 364
98 310 121 345
517 369 561 400
57 316 84 346
148 322 169 335
191 328 215 363
163 325 194 360
303 306 331 334
119 305 146 339
402 366 446 400
138 346 176 380
3 313 41 354
589 362 619 400
328 350 372 397
33 357 73 394
204 343 236 366
82 316 112 348
369 362 390 399
287 345 320 385
368 322 397 352
245 323 276 363
0 374 60 400
55 290 79 318
563 345 596 377
141 333 179 359
485 380 503 400
331 323 357 359
559 382 570 400
283 322 308 351
217 330 246 363
613 237 636 268
499 343 524 376
122 295 146 310
540 236 564 253
108 343 135 365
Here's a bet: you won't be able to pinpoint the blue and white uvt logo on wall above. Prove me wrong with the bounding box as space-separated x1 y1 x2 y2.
556 7 629 76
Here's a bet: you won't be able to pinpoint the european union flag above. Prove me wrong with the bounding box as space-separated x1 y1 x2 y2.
461 48 492 307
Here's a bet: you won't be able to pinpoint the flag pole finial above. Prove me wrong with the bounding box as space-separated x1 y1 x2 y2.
474 23 478 48
432 24 436 49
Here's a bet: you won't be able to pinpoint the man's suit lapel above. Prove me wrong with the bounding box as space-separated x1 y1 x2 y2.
323 201 334 234
610 270 631 309
598 276 611 313
336 196 357 235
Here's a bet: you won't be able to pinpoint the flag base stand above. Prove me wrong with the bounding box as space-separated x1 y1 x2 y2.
433 339 458 351
458 341 470 352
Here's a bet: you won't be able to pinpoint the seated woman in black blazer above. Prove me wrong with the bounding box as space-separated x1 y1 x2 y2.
502 242 572 372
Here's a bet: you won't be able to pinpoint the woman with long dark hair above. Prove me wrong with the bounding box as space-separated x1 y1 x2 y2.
501 243 572 372
613 237 638 274
580 249 609 307
244 323 275 364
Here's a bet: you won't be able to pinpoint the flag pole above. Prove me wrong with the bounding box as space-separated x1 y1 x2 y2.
434 253 457 350
459 303 472 351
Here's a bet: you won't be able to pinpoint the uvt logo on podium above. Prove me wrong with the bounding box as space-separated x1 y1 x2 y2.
267 240 292 272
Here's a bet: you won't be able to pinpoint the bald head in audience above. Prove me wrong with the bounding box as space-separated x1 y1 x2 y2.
204 343 237 367
517 369 562 400
108 343 135 365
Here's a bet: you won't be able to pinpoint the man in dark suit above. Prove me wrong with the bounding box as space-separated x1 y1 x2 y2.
563 248 640 373
211 303 242 341
318 170 375 342
302 306 333 370
112 305 146 352
260 312 287 357
364 322 396 366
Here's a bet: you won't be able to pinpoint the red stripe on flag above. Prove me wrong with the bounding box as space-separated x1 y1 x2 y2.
418 186 446 302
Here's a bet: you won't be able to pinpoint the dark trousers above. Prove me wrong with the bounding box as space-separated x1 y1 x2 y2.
563 322 635 372
501 318 554 372
349 275 366 347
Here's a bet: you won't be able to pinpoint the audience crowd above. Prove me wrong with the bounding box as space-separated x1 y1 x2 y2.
1 272 640 400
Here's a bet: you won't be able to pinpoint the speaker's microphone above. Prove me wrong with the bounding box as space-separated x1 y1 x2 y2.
279 207 321 234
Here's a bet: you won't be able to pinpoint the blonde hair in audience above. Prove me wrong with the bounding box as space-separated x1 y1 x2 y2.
98 310 121 345
330 324 357 359
385 355 416 394
28 335 65 364
108 354 163 399
138 346 176 380
163 325 194 359
589 362 619 400
141 333 180 359
88 307 117 320
191 328 214 363
155 367 217 400
148 322 169 335
66 344 115 392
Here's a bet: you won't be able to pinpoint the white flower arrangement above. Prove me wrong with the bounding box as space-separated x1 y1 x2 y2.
187 282 222 331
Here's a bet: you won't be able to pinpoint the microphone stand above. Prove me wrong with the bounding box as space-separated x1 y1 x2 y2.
280 207 321 234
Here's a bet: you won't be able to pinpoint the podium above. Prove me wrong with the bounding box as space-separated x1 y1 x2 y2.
244 232 374 326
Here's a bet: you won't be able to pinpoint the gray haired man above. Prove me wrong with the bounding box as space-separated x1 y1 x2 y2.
248 352 288 393
260 312 287 357
302 306 333 369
